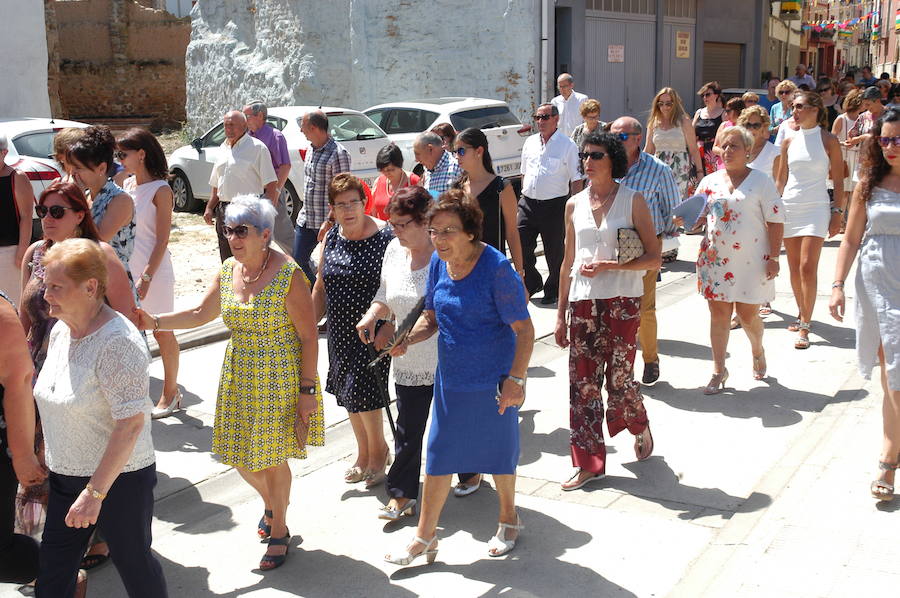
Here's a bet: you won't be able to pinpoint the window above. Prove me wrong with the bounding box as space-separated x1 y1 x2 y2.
364 109 388 128
382 109 439 134
449 106 521 132
13 131 55 159
266 116 288 131
202 123 225 147
326 113 386 142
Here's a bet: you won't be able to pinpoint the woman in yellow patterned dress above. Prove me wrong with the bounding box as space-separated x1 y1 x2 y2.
134 195 323 571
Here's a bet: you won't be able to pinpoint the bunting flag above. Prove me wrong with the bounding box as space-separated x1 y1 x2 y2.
896 7 900 32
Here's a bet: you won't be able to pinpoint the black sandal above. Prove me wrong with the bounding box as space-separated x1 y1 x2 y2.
260 530 291 571
80 552 109 570
257 509 273 541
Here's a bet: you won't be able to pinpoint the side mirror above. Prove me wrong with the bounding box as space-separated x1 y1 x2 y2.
191 138 203 153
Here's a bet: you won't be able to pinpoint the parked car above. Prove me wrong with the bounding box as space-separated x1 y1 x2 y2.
363 97 531 185
0 117 90 239
167 107 388 221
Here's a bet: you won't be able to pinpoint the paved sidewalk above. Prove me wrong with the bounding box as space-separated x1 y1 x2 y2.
4 236 890 598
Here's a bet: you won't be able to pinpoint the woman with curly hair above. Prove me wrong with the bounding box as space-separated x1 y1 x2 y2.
830 108 900 501
555 132 660 490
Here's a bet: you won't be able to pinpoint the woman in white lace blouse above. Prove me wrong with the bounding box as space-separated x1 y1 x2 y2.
32 239 167 598
357 186 437 520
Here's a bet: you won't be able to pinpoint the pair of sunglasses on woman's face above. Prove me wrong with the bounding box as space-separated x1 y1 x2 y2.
878 136 900 148
36 204 76 219
222 224 254 239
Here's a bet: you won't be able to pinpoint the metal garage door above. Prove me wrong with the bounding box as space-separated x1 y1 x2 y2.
702 42 744 89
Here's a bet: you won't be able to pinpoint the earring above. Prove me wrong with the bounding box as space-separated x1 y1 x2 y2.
746 154 751 159
74 225 82 237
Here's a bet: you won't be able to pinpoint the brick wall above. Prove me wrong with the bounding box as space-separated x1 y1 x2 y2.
50 0 190 125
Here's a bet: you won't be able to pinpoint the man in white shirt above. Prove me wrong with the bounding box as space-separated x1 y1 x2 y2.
551 73 589 137
204 110 278 261
519 103 583 305
789 64 816 90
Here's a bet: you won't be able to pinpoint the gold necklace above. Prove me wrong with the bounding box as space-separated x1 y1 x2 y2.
241 249 271 284
589 183 617 212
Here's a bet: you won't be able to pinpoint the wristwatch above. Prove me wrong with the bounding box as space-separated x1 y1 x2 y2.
140 272 152 282
299 385 316 395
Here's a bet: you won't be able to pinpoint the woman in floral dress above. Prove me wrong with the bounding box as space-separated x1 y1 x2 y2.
645 87 704 197
689 126 785 394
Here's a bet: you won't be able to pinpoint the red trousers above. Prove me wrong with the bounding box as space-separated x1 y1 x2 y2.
568 297 649 475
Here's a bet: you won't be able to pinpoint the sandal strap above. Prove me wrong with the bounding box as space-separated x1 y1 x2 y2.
798 322 811 331
878 461 899 471
499 522 525 531
267 532 291 547
413 535 437 549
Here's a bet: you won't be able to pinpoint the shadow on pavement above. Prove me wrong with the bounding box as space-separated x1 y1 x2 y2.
657 338 722 362
766 309 855 349
518 410 582 466
153 471 237 534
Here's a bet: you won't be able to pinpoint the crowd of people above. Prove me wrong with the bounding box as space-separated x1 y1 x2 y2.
0 64 898 596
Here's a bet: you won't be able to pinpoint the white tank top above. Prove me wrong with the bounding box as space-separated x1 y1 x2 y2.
652 125 688 153
569 184 645 301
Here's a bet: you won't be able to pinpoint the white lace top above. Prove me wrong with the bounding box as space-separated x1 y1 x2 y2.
373 238 438 386
34 312 155 476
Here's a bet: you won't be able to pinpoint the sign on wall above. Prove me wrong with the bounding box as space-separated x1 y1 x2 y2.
608 45 625 63
676 31 691 58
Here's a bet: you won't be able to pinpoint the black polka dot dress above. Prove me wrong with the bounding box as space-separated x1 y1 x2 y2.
322 225 393 413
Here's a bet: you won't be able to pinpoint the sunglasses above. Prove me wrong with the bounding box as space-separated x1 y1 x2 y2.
778 90 793 96
452 147 469 156
222 224 251 239
36 204 76 219
878 136 900 148
702 92 717 98
579 151 607 161
614 132 635 141
533 114 553 121
114 151 128 160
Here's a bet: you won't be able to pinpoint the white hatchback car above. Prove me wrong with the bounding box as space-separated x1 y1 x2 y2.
168 107 388 222
0 117 90 237
363 97 531 184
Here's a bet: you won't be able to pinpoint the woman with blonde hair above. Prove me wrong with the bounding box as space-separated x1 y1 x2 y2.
645 87 704 197
833 87 865 191
776 90 846 350
738 105 779 180
770 80 798 135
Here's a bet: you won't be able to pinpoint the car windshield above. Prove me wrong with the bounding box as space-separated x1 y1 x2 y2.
327 114 386 142
450 106 521 131
12 131 56 159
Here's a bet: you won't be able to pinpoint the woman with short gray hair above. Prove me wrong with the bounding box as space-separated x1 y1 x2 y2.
0 133 36 300
134 195 325 571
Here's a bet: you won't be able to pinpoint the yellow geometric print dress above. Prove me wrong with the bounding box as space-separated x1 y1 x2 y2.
213 258 325 472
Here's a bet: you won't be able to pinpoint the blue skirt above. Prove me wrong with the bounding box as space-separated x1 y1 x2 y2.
425 370 520 475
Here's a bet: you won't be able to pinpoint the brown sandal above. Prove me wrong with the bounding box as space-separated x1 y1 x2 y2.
634 426 654 461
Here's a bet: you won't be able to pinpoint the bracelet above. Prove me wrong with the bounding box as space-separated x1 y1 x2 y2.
832 281 845 289
85 483 107 501
152 314 160 332
831 207 844 215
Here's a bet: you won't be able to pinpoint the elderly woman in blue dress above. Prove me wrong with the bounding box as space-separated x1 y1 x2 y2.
830 108 900 502
384 189 534 566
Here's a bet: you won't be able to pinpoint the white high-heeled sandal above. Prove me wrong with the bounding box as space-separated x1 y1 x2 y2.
487 516 524 557
384 535 438 566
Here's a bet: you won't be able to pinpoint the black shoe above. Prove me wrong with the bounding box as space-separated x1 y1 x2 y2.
642 361 660 386
540 294 557 305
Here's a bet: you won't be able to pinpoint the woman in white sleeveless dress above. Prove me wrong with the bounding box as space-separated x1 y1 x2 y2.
776 91 846 349
117 129 181 418
555 131 661 491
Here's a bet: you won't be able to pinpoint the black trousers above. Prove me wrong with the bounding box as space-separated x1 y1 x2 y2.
517 194 568 298
387 384 433 500
214 202 233 262
0 452 39 584
37 464 167 598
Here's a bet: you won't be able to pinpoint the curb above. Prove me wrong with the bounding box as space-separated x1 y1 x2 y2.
146 318 231 358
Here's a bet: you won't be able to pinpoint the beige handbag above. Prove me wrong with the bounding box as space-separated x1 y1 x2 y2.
616 228 645 265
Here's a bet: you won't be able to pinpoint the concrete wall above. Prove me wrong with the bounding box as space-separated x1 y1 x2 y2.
0 0 51 117
52 0 190 123
695 0 766 90
186 0 540 135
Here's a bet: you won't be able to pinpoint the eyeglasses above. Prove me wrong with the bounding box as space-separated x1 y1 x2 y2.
533 114 553 121
778 90 793 96
222 224 251 239
657 101 674 107
389 217 415 231
877 136 900 147
452 147 468 156
332 199 362 211
578 151 607 161
36 204 76 219
743 122 764 130
114 151 128 160
427 226 461 238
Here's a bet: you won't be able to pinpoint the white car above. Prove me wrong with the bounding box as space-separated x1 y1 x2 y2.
0 117 90 237
168 107 388 222
363 97 531 183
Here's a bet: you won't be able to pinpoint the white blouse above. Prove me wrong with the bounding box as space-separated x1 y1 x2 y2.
373 238 438 386
34 313 155 477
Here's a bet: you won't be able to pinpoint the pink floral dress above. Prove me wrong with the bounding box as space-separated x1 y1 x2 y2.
695 169 785 304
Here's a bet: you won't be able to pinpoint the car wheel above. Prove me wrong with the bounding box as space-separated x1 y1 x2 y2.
283 181 301 226
171 170 199 212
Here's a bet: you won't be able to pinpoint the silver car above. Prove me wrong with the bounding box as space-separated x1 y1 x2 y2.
168 107 388 222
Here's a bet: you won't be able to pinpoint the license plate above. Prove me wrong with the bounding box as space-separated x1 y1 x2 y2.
496 162 520 175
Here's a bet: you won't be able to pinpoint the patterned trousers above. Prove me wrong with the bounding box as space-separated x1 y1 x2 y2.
568 297 649 474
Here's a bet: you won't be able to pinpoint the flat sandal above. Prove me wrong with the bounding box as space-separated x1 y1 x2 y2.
872 461 897 502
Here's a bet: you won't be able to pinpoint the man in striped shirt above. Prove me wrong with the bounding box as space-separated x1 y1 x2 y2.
610 117 680 387
414 132 461 196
